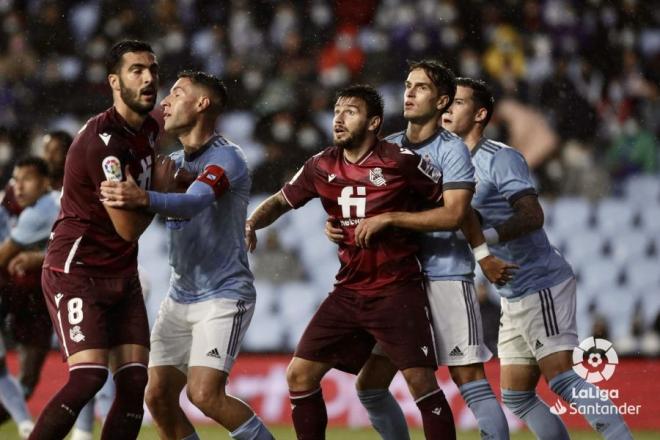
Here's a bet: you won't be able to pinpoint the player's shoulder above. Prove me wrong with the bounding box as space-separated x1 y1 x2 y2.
439 129 469 153
73 108 123 149
377 139 420 164
384 130 405 145
309 145 340 165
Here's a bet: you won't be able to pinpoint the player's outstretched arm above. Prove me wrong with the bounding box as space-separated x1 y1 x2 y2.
245 191 291 252
483 195 544 244
461 208 517 286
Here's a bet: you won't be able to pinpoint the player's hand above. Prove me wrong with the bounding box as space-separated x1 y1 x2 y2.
8 251 44 277
354 213 392 248
101 166 149 209
479 255 518 286
173 167 196 193
325 219 343 244
151 155 178 192
245 220 257 253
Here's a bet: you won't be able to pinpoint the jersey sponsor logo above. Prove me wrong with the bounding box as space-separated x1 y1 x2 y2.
99 132 112 146
69 325 85 343
102 156 123 181
418 154 442 183
137 156 153 189
337 186 366 218
369 167 387 186
328 173 336 182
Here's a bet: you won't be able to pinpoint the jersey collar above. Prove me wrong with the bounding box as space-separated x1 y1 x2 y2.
471 137 489 156
401 128 443 150
184 134 219 162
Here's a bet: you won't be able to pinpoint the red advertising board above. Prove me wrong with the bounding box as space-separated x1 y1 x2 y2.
9 352 659 431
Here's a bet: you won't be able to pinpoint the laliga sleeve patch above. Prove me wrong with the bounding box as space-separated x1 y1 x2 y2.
417 155 442 183
197 164 230 198
102 156 123 181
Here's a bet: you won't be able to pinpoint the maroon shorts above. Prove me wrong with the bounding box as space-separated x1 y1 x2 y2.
295 282 438 374
1 284 52 348
42 269 150 360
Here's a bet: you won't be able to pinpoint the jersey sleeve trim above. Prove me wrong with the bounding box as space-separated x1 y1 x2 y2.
280 189 296 208
508 188 537 205
443 181 475 191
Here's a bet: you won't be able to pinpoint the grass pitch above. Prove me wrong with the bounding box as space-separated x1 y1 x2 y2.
1 423 659 439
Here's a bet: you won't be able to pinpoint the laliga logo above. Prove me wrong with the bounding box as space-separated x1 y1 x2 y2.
572 337 618 384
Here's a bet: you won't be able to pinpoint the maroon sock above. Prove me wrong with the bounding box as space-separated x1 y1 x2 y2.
416 389 456 439
290 388 327 439
29 364 108 440
100 363 148 440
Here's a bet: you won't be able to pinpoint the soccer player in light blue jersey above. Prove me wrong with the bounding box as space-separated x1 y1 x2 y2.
326 61 514 440
101 71 273 440
442 78 632 440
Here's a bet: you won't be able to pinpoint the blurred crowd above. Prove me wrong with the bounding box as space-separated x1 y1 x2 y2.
1 0 659 195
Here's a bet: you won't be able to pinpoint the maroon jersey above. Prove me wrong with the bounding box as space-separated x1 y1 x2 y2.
282 140 443 296
43 107 158 277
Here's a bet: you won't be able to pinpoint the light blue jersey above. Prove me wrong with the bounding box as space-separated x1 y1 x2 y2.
166 135 255 304
471 138 573 299
11 191 59 248
386 129 476 281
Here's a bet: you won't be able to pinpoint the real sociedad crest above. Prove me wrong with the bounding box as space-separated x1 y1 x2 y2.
369 167 387 186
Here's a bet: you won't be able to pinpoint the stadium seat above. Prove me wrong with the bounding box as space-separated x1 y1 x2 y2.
595 290 641 341
562 230 606 271
594 198 638 234
278 281 322 321
551 197 593 235
608 230 653 264
577 260 622 293
623 175 660 205
625 259 660 291
639 204 660 234
243 314 286 351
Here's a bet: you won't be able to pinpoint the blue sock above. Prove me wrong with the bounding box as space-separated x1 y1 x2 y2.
502 389 569 440
459 379 509 440
230 414 274 440
74 398 95 432
357 389 410 440
182 433 201 440
549 370 633 439
0 371 31 424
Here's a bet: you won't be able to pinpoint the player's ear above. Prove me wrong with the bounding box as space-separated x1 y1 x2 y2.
475 107 488 124
197 96 211 113
108 74 120 92
436 94 450 111
368 115 382 132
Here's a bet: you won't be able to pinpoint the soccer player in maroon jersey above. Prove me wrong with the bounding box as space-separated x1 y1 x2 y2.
28 40 168 440
246 85 456 439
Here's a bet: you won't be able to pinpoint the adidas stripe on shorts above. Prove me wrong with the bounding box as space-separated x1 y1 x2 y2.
498 276 579 365
149 296 254 373
425 280 493 365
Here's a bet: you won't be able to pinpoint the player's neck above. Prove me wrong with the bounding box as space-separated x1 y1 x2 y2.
342 136 377 163
178 121 216 155
405 118 439 144
463 128 484 151
114 101 148 131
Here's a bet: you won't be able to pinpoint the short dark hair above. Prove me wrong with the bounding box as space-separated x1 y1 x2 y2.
15 156 49 177
47 130 73 154
335 84 384 121
456 77 495 126
177 70 228 114
408 59 456 111
107 40 154 74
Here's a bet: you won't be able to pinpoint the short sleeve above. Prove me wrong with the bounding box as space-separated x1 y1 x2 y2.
84 132 129 187
399 148 444 203
440 140 475 190
281 158 318 208
490 148 537 205
10 203 52 247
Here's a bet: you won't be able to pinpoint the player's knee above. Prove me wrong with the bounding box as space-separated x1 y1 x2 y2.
448 364 485 386
286 362 317 390
145 383 172 416
186 383 226 416
69 366 109 399
114 365 148 398
401 367 438 399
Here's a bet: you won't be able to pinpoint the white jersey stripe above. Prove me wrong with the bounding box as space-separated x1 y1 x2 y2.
64 236 83 274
